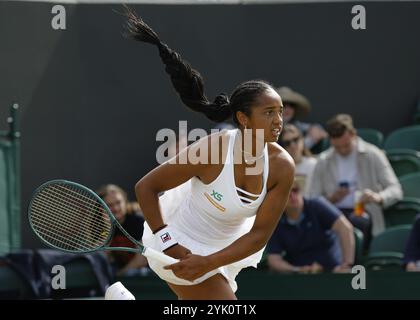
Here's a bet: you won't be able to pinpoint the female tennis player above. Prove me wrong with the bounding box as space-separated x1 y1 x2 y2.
125 8 295 299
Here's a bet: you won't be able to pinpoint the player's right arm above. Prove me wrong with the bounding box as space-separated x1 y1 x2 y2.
134 132 223 259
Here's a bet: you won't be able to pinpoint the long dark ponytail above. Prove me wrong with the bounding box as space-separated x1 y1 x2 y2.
123 7 274 125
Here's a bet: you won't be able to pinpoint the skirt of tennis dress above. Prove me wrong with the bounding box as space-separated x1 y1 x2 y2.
142 182 264 293
143 223 263 293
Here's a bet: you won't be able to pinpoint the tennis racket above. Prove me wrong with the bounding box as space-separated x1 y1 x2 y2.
28 179 178 266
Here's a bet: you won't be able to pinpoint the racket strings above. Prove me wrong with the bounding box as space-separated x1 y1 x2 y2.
30 219 94 251
34 188 110 234
32 222 105 252
30 183 112 252
31 198 109 251
53 184 106 212
31 195 110 251
32 191 110 237
31 200 108 249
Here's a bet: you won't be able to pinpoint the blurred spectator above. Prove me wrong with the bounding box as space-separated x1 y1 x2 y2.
97 184 149 277
267 178 354 273
308 114 402 250
404 214 420 272
279 123 317 196
277 86 328 151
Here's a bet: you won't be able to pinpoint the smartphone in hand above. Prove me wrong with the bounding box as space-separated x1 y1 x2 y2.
339 181 350 189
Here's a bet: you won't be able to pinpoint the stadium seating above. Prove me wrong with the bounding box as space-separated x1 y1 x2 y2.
384 197 420 227
357 128 384 148
383 125 420 151
386 149 420 177
354 228 364 265
399 172 420 198
0 257 35 299
363 225 412 270
310 128 385 154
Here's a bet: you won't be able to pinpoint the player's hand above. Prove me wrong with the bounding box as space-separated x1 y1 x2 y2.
163 254 211 282
164 244 191 260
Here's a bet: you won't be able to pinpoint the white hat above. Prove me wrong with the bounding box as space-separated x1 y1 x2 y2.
105 282 135 300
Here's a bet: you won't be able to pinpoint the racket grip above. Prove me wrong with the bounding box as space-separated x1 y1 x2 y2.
143 247 179 265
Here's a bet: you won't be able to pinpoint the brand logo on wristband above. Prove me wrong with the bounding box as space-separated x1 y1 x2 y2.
160 232 171 243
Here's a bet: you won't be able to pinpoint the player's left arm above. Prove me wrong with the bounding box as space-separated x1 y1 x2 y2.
165 149 295 281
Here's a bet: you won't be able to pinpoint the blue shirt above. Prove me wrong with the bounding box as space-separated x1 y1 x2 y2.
267 197 343 271
403 214 420 264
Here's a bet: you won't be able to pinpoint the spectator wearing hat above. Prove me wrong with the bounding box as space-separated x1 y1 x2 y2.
277 87 327 151
308 114 402 247
267 178 355 273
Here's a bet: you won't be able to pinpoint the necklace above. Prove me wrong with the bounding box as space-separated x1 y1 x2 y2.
242 150 264 164
235 130 265 164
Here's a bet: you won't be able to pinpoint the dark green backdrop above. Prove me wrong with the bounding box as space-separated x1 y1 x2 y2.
1 1 420 248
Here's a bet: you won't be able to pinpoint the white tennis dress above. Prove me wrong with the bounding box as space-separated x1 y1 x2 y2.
142 129 269 292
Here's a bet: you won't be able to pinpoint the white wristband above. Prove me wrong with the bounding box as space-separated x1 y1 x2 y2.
155 225 178 252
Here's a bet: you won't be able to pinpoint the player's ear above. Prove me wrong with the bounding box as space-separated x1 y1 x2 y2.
236 111 248 128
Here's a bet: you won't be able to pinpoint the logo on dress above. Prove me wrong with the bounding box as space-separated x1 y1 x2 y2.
204 192 226 212
160 232 171 243
211 190 223 201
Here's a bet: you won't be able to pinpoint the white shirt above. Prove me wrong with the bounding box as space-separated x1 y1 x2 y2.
335 148 358 209
295 156 317 196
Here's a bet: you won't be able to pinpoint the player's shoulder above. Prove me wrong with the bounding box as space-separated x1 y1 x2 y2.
267 142 295 177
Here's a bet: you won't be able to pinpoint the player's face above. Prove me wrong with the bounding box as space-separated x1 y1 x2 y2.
247 88 283 143
104 191 127 223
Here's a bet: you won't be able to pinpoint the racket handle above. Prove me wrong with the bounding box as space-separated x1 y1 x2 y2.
143 247 179 265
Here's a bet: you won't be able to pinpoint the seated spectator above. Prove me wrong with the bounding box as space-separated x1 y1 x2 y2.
277 86 328 151
267 178 355 273
97 184 149 277
308 114 403 250
279 123 317 196
404 214 420 272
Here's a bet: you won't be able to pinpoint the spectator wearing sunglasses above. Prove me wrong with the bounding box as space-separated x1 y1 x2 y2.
267 178 355 273
276 87 327 152
279 124 317 196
